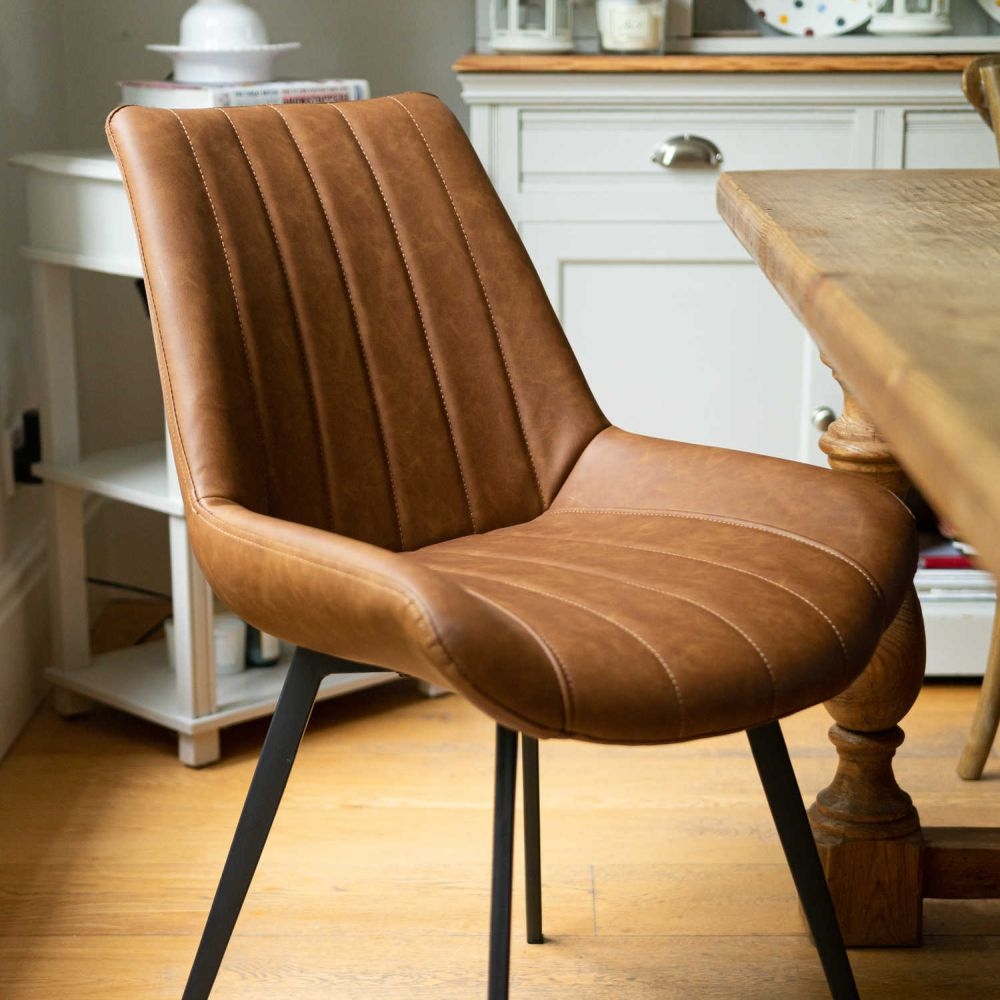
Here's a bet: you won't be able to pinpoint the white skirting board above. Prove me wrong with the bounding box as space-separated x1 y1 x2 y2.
0 528 50 759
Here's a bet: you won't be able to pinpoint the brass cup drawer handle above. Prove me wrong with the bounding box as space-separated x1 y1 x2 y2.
651 135 724 170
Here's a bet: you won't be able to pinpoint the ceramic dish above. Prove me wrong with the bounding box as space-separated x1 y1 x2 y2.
744 0 874 37
146 41 300 84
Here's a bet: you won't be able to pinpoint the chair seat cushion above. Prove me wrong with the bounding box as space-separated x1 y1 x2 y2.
406 428 917 744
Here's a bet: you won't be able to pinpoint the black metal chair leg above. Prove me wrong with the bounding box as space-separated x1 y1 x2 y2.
747 721 861 1000
181 648 334 1000
522 734 543 944
488 726 519 1000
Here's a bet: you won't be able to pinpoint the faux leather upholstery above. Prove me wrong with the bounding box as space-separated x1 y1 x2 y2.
107 94 918 745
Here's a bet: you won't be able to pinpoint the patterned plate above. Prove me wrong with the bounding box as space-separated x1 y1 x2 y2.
977 0 1000 25
745 0 875 37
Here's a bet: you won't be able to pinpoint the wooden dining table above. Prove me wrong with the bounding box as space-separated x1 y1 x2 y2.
717 169 1000 947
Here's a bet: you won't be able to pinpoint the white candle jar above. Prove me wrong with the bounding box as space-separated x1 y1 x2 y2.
597 0 668 54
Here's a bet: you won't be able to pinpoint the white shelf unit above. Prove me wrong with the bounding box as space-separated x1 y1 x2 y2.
45 639 397 738
11 150 399 766
915 567 998 678
35 441 184 516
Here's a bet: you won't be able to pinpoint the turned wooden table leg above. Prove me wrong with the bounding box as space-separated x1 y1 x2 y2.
809 372 928 946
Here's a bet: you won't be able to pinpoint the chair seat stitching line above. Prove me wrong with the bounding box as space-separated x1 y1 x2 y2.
552 507 882 599
169 110 272 511
504 530 850 661
459 586 575 732
389 95 547 510
429 548 778 718
222 110 337 532
329 103 478 534
271 107 405 548
433 565 687 738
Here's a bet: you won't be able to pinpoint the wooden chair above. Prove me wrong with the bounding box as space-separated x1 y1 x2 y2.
107 94 919 999
956 55 1000 781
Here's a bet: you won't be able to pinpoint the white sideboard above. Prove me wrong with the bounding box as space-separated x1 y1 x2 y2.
10 151 398 766
458 62 999 676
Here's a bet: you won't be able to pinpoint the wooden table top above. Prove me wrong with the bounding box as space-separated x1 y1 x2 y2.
717 169 1000 576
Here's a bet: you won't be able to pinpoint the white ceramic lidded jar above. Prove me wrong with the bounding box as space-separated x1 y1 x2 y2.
596 0 668 53
490 0 575 53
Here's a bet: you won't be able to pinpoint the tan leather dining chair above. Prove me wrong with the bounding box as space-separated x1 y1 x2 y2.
107 94 917 1000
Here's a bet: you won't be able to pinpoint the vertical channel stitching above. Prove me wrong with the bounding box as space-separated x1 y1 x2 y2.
168 110 272 512
390 95 547 509
271 107 405 549
329 103 479 535
221 109 337 532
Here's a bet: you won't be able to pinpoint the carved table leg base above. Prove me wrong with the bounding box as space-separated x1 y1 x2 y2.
809 724 924 946
812 376 929 946
811 830 924 947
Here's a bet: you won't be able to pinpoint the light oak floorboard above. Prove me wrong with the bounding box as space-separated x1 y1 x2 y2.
1 681 998 998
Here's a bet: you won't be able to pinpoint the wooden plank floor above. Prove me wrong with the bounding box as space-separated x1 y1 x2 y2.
1 681 998 999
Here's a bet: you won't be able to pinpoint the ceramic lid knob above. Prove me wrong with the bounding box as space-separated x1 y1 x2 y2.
179 0 269 50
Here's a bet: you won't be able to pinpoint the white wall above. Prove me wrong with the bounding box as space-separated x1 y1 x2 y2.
0 0 475 757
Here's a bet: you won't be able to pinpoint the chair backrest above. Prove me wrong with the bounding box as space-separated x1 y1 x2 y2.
107 94 607 551
962 55 1000 161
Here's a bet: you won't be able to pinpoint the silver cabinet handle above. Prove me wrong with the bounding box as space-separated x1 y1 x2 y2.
651 135 724 170
811 406 837 432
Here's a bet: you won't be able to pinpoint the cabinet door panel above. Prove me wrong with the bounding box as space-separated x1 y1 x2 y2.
903 111 999 169
525 222 813 462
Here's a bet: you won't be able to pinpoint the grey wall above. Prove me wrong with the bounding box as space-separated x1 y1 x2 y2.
0 0 68 756
0 1 67 564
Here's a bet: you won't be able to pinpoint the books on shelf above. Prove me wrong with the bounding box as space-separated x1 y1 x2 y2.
120 78 370 110
919 535 980 571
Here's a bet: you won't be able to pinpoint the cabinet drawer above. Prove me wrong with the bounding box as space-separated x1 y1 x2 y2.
518 108 861 220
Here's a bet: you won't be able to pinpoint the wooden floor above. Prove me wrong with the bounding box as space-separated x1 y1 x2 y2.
1 681 999 999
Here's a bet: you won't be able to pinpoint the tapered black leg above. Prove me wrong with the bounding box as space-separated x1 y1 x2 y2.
747 722 861 1000
522 734 543 944
488 726 519 1000
181 648 335 1000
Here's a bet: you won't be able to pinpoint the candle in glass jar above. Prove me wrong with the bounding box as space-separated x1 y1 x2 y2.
597 0 667 53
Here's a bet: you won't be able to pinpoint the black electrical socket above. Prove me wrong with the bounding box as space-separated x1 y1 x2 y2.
13 409 42 485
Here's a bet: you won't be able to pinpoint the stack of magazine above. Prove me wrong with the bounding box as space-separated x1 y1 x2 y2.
120 77 370 109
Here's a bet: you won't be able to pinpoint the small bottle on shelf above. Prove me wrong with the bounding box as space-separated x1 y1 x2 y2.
245 625 281 667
